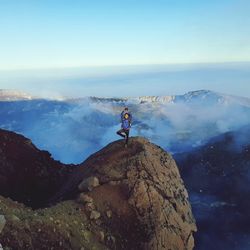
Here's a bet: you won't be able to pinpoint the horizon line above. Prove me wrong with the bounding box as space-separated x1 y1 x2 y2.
1 88 249 101
1 61 250 72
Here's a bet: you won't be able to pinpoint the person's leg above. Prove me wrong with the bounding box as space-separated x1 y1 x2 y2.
117 128 126 138
125 129 130 145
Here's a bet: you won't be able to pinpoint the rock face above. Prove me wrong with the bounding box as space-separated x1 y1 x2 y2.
74 137 197 250
0 129 72 208
78 176 100 192
0 129 196 250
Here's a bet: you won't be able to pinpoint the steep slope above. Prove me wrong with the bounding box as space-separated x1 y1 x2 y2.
74 137 197 250
175 126 250 250
0 129 73 208
0 130 196 250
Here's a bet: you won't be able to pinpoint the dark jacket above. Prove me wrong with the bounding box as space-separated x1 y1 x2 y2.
121 110 132 130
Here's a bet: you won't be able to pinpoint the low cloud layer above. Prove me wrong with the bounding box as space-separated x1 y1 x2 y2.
0 91 250 163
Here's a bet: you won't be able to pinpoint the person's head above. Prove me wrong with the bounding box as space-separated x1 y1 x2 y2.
124 107 128 111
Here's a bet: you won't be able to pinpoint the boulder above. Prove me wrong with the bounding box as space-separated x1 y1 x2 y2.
78 193 94 204
78 177 100 192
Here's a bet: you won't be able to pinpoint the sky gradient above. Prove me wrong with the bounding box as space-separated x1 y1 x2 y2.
0 1 249 98
0 63 250 98
0 0 250 70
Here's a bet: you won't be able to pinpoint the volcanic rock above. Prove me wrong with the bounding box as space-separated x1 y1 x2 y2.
78 176 100 192
0 129 196 249
90 210 101 220
74 137 197 250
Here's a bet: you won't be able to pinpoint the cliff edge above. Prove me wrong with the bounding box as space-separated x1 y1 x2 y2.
0 129 196 249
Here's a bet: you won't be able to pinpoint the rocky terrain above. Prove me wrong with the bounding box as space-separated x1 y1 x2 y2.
0 129 196 250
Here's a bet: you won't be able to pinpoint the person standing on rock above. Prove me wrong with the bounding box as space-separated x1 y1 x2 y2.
116 107 132 147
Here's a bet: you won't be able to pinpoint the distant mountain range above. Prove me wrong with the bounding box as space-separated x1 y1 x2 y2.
89 90 250 107
0 89 34 101
0 89 250 163
2 89 250 107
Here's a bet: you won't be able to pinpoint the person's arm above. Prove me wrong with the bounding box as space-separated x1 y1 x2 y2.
120 111 124 122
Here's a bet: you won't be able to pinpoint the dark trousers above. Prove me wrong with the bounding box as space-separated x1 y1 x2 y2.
116 128 130 144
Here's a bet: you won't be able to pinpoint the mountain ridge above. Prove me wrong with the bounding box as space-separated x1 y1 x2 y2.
0 89 34 101
1 89 250 106
1 88 250 164
0 129 196 250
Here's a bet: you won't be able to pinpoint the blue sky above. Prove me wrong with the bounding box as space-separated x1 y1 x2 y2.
0 63 250 98
0 0 250 69
0 1 249 98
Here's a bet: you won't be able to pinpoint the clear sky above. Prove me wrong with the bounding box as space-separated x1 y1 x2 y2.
0 63 250 98
0 0 250 70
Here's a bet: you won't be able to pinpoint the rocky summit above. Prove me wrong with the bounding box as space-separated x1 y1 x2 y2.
0 129 196 250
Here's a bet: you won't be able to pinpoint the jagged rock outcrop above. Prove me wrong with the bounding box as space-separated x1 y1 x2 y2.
74 137 197 250
0 129 196 249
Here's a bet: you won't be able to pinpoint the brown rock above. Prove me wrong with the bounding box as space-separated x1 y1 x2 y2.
78 176 100 192
78 193 94 204
85 202 95 213
109 180 121 186
0 130 196 250
90 210 101 220
78 137 197 250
